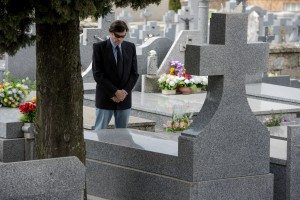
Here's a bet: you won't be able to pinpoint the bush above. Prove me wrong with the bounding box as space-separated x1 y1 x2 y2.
169 0 181 13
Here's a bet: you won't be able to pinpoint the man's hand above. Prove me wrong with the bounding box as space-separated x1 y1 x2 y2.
115 89 128 101
111 96 121 103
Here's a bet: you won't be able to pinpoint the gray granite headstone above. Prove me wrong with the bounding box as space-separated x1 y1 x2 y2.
116 10 133 24
85 13 273 200
0 157 85 199
135 37 173 91
184 13 270 180
139 21 162 43
163 10 176 41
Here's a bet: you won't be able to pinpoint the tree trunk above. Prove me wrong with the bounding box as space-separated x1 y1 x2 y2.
35 18 85 164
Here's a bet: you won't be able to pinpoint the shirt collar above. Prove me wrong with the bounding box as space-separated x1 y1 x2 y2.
109 37 121 49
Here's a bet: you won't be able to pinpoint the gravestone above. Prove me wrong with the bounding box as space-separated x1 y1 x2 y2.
246 5 267 37
163 10 176 41
117 10 133 24
272 18 294 43
135 36 173 91
175 6 195 35
258 27 275 43
85 13 273 199
157 30 201 75
139 21 162 43
289 15 300 42
0 157 85 199
140 8 152 25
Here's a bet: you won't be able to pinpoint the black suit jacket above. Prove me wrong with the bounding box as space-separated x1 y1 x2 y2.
92 39 139 110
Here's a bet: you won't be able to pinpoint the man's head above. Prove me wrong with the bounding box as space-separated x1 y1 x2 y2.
109 20 128 45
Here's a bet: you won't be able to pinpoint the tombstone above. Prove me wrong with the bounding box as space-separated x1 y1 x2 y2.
85 13 273 199
130 24 143 44
97 12 115 37
139 21 162 43
6 24 36 81
197 0 210 43
0 157 85 199
188 0 201 30
272 18 294 43
224 0 237 12
116 10 133 24
246 5 267 37
289 15 300 42
157 30 201 75
140 8 152 25
175 6 195 35
247 11 259 42
135 37 173 91
258 27 275 43
163 10 176 41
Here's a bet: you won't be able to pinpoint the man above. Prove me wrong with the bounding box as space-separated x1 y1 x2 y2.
92 20 139 130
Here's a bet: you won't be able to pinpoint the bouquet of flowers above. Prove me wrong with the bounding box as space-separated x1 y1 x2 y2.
19 97 36 123
0 71 32 108
158 73 179 90
164 113 193 132
192 76 208 91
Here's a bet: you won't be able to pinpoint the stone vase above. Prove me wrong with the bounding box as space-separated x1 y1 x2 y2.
161 89 176 95
178 87 193 95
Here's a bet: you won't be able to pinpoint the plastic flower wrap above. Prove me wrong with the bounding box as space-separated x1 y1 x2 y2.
0 71 32 108
158 74 179 90
164 113 193 132
19 99 36 123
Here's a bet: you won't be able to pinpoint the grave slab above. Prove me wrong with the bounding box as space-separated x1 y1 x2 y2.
0 157 85 200
246 83 300 104
0 138 25 162
0 107 23 139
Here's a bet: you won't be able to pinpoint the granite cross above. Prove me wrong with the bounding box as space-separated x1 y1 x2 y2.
258 27 275 43
181 13 270 181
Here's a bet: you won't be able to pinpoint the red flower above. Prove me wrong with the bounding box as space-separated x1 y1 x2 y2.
183 73 192 80
19 101 36 114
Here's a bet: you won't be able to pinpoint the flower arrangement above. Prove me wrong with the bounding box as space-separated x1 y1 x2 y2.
263 114 284 127
158 73 179 90
0 71 32 108
164 113 193 132
158 60 209 94
19 97 36 123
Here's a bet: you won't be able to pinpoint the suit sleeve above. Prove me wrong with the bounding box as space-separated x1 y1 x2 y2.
92 43 118 97
124 43 139 93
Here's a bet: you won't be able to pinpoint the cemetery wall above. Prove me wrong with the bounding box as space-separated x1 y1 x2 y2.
269 45 300 78
248 0 300 11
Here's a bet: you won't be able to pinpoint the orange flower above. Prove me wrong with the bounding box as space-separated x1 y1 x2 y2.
0 83 3 89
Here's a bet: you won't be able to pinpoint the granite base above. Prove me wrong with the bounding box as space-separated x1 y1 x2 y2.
87 159 273 200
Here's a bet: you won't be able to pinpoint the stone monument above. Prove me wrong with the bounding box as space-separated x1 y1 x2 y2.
85 13 273 199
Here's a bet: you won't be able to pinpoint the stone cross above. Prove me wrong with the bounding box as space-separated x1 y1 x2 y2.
163 10 176 41
139 21 162 43
97 12 116 39
117 10 132 24
272 18 294 43
258 27 275 42
175 6 195 34
141 9 152 25
183 13 270 179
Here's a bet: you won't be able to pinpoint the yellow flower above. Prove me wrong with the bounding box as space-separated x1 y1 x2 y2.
32 96 36 103
169 67 175 75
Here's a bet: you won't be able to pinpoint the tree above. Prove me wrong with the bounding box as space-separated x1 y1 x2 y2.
169 0 181 13
0 0 161 164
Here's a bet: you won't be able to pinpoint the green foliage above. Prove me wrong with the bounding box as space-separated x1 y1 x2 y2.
168 0 181 13
0 0 162 56
263 114 283 127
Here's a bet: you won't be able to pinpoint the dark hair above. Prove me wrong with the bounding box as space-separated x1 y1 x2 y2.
109 20 129 33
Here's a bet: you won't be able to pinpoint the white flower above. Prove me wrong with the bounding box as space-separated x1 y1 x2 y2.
184 79 190 84
169 81 175 86
12 89 17 93
0 93 4 97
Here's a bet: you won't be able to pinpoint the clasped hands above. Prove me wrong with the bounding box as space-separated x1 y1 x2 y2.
111 89 128 103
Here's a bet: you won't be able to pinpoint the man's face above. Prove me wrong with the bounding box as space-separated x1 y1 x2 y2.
110 31 127 45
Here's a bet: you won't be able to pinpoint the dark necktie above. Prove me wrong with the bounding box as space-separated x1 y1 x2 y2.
116 45 123 78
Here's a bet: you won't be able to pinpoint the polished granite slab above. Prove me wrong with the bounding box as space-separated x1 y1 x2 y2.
270 138 287 165
268 126 287 140
131 91 300 116
84 128 178 156
246 83 300 104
